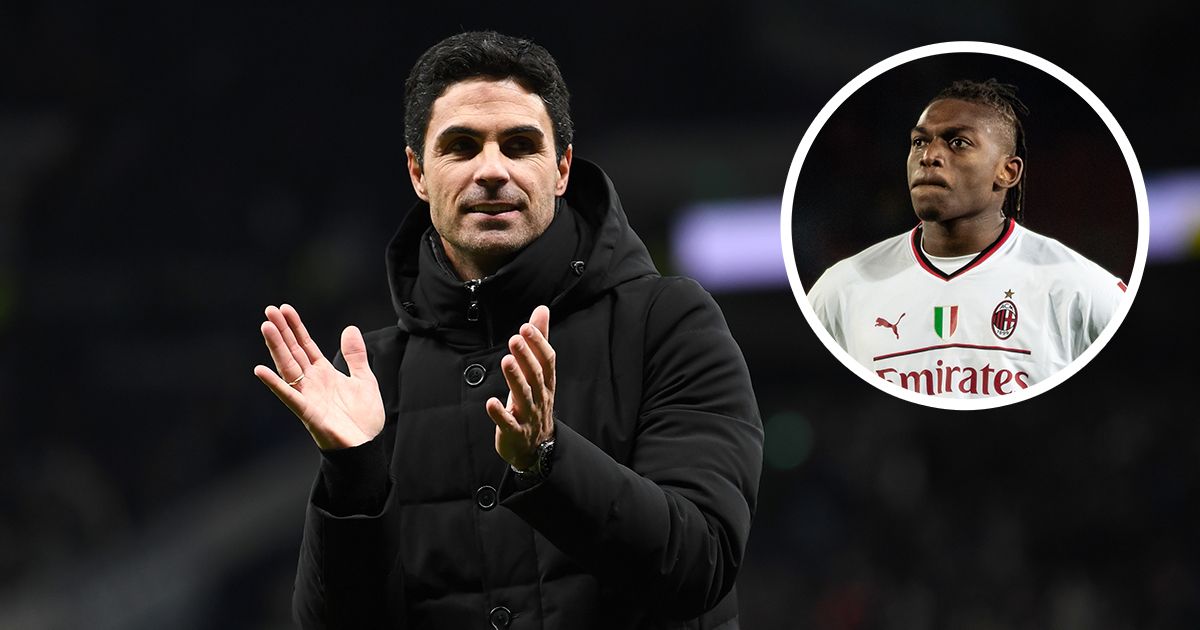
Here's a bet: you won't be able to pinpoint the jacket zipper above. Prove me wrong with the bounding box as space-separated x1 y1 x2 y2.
464 279 481 322
463 279 495 347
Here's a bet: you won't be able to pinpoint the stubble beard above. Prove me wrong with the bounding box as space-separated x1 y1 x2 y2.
911 194 949 223
440 197 556 278
914 204 942 223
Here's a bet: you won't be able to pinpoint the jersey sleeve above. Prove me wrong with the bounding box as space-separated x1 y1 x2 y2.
807 262 849 348
1073 260 1129 357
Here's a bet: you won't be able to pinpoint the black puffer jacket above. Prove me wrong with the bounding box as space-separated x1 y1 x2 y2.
293 159 763 629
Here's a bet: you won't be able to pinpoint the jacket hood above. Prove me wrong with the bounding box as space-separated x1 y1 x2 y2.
385 158 659 346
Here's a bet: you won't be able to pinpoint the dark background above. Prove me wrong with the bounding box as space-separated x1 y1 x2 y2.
2 2 1196 629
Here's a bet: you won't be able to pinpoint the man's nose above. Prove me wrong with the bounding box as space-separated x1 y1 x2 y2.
474 143 510 189
919 140 945 167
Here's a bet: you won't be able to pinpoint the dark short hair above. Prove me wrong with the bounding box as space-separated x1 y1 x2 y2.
929 78 1029 223
404 31 573 165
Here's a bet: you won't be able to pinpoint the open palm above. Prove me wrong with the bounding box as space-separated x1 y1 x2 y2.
253 304 384 450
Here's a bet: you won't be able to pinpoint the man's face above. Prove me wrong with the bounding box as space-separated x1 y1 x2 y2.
407 78 571 277
907 98 1021 224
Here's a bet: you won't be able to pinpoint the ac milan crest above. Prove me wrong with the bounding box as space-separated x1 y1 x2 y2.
933 305 958 339
992 299 1018 340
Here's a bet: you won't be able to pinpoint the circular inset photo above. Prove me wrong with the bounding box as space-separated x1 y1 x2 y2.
782 42 1147 410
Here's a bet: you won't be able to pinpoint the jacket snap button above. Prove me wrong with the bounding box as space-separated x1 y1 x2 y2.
463 364 486 386
488 605 512 629
475 485 497 510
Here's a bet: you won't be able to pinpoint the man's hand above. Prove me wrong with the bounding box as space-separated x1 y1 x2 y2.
486 305 555 471
253 304 385 450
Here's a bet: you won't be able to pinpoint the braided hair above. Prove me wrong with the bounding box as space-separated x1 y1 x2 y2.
930 79 1029 224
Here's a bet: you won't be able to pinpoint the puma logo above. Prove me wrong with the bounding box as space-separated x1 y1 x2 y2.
875 313 905 339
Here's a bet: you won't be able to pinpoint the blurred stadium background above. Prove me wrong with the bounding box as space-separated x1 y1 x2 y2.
1 2 1196 628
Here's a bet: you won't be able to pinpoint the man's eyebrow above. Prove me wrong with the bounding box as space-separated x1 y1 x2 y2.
435 125 546 141
501 125 545 138
436 125 483 141
911 124 979 136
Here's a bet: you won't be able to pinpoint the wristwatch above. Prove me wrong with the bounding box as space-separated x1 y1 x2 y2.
512 439 555 483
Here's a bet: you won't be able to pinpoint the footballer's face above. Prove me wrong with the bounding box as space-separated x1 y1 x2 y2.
406 78 572 280
907 98 1022 224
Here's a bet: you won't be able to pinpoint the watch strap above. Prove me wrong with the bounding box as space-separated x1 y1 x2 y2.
511 439 555 483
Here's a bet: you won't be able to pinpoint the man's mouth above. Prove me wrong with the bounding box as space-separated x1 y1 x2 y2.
911 175 949 189
468 203 521 215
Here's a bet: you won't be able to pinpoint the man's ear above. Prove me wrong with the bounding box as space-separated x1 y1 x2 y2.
554 144 573 196
995 155 1023 190
406 146 429 201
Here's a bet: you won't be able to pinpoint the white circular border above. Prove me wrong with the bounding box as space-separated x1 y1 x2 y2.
780 41 1149 411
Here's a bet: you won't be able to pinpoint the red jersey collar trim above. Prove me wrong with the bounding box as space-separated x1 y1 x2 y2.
910 218 1016 281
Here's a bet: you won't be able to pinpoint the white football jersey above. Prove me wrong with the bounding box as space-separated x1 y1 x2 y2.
808 219 1127 398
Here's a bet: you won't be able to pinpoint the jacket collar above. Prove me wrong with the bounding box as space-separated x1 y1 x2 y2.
406 200 585 349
